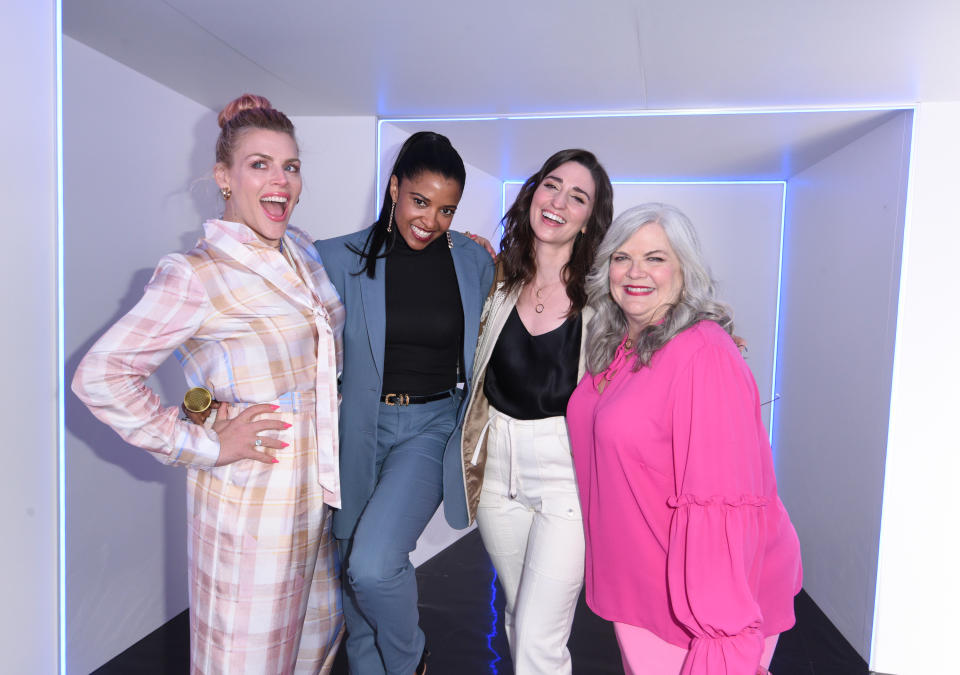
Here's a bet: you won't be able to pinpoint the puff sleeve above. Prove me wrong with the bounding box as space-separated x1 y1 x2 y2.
666 343 772 675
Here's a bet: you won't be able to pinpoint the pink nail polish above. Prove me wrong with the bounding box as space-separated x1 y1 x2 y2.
284 422 292 429
272 458 280 464
281 442 289 448
271 405 280 411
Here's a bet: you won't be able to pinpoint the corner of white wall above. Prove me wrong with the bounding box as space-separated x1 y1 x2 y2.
870 101 960 674
775 112 912 660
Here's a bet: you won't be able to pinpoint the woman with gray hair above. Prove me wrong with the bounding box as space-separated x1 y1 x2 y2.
566 203 802 675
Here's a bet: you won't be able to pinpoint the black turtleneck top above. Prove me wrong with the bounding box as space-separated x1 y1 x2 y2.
382 234 463 395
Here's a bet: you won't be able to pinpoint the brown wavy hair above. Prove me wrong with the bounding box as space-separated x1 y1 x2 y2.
498 149 613 315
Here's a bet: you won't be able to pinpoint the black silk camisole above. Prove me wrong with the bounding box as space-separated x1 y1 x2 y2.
483 306 582 420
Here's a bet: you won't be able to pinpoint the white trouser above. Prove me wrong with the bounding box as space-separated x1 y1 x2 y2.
475 409 585 675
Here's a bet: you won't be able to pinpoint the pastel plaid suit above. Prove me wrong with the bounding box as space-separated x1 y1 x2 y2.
73 219 345 674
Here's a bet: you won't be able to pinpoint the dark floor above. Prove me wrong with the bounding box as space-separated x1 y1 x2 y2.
95 530 868 674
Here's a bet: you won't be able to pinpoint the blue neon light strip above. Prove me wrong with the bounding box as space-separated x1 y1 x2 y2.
56 0 66 671
379 103 913 127
487 565 501 673
769 183 788 447
501 104 913 121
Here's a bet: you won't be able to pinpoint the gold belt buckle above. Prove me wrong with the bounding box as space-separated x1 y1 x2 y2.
384 393 410 406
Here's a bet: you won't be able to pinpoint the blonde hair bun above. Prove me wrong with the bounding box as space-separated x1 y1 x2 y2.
217 93 273 129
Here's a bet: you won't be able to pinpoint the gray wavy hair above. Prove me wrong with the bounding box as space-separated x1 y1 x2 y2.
585 202 734 373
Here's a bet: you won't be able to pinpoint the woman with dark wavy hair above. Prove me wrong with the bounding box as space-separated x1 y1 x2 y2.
460 149 613 674
568 203 802 675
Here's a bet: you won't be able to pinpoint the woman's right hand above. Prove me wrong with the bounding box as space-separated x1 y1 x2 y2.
211 403 290 466
182 399 289 465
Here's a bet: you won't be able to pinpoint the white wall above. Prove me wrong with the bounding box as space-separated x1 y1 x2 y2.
871 102 960 675
775 113 912 661
63 37 219 673
291 115 377 240
0 1 60 672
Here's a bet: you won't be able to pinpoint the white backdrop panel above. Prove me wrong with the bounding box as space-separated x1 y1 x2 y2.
776 113 911 661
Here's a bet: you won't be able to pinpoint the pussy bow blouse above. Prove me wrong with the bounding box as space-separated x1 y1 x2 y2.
567 320 802 675
72 219 345 505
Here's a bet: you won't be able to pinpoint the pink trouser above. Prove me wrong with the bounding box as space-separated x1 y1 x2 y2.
614 622 779 675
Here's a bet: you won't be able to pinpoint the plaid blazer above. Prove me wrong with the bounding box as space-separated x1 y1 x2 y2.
72 219 345 505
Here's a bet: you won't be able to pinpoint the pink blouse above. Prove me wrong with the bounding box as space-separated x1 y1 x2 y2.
567 320 802 675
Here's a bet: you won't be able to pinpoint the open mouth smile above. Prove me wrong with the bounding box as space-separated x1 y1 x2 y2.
541 210 566 225
409 224 435 241
260 193 290 222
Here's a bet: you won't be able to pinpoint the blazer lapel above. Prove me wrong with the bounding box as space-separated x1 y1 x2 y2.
451 243 482 382
359 252 387 380
474 283 520 380
579 305 595 380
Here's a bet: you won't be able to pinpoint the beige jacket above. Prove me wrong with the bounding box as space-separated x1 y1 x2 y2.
459 273 593 525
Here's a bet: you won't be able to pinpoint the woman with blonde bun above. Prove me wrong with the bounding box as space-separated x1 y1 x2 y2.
73 94 345 673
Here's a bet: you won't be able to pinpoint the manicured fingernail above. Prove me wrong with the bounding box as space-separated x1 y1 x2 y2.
271 405 280 411
283 422 292 428
280 442 289 448
272 458 280 463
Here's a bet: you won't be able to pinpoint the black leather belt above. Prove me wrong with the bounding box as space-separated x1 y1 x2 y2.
380 391 454 406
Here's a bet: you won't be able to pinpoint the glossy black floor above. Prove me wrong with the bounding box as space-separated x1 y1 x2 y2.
96 530 868 674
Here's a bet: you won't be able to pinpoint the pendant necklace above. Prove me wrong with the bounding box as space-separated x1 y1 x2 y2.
533 279 558 314
535 286 546 313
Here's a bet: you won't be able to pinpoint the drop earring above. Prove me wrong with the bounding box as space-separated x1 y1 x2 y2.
446 231 454 249
220 186 232 200
387 202 395 233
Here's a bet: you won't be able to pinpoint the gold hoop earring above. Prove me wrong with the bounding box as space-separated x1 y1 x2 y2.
220 186 232 200
387 202 395 233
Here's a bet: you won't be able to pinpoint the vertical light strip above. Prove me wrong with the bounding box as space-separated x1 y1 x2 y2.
375 119 385 215
871 107 919 666
55 0 66 672
769 182 788 447
486 564 501 673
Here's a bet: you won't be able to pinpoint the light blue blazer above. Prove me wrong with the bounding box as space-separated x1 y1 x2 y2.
315 227 495 540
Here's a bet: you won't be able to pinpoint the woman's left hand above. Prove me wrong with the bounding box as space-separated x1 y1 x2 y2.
464 231 496 259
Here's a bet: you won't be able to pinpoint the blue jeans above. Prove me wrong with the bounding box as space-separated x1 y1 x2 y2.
339 391 460 675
